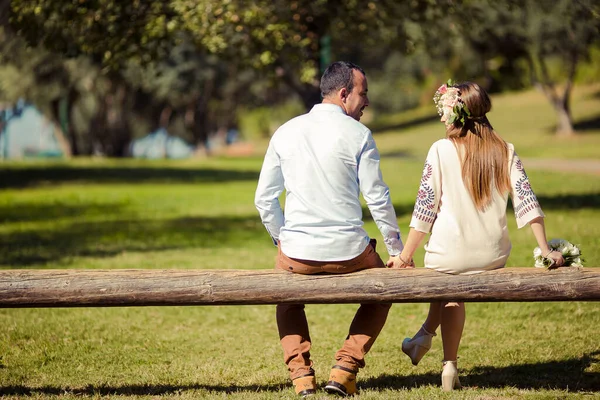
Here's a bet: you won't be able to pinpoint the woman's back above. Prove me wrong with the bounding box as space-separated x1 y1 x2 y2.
411 138 544 274
416 139 512 274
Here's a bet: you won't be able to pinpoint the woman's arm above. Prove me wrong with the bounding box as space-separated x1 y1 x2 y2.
529 217 564 266
387 228 427 268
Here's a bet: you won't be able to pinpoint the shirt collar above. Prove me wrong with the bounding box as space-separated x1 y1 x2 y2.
310 103 345 115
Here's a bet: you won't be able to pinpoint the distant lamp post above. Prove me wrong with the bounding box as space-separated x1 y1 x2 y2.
320 34 331 73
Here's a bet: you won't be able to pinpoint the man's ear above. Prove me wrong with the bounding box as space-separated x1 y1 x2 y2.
339 88 347 102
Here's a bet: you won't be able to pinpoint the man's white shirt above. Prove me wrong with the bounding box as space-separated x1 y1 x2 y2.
255 103 403 261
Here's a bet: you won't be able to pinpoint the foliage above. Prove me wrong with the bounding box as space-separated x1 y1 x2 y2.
8 1 447 109
430 0 600 135
576 45 600 83
367 51 432 113
10 1 174 68
237 100 305 141
0 28 68 111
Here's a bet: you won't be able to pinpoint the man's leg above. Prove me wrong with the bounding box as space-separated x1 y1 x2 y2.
333 302 392 371
325 240 390 395
276 303 314 380
275 245 323 396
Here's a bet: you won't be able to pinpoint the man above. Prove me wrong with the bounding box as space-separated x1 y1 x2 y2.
255 61 406 397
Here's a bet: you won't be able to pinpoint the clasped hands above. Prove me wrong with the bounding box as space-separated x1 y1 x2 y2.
386 254 415 269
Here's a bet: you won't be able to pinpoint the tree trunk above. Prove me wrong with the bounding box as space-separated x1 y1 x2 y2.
554 52 578 137
106 83 131 157
0 267 597 308
530 50 578 137
189 77 215 152
554 101 575 136
53 91 78 156
192 100 211 152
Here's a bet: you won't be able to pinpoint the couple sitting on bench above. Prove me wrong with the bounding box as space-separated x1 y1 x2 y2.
254 61 564 397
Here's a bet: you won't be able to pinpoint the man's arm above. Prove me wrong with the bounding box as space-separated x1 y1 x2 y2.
254 141 285 245
357 132 403 256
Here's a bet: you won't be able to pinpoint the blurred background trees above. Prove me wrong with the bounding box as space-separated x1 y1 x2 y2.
1 0 598 157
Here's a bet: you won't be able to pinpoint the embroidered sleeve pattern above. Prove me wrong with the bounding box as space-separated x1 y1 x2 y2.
413 161 436 224
511 153 544 228
410 153 440 232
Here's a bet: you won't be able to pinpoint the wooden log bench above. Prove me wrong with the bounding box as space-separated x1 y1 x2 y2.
0 267 598 308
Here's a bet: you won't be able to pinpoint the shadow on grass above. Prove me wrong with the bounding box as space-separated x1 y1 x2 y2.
362 351 600 392
2 353 598 395
0 383 286 396
535 193 600 210
507 193 600 213
0 166 259 189
574 115 600 133
0 215 265 267
0 203 125 223
363 203 416 221
371 114 439 134
379 149 415 159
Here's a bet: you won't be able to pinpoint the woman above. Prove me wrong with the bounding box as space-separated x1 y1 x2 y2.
389 81 564 391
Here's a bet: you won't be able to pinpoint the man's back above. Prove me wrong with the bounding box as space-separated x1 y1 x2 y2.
266 103 371 261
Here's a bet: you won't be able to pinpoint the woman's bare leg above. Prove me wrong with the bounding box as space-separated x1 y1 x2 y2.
440 302 465 361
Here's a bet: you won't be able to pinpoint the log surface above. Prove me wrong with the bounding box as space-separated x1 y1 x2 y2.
0 267 598 308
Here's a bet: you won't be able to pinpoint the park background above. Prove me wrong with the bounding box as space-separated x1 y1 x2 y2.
1 1 599 398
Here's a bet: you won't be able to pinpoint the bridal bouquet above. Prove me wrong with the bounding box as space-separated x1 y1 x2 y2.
533 239 584 268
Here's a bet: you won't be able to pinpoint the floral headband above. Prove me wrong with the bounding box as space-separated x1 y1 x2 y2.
433 79 471 125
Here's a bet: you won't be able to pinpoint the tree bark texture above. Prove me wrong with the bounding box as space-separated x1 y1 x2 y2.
0 267 597 308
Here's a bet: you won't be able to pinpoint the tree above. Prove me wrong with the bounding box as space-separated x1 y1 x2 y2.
9 0 436 110
521 0 599 136
124 37 256 149
10 1 174 69
0 27 77 155
438 0 600 136
172 0 431 109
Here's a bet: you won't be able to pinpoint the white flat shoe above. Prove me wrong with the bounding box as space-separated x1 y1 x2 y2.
441 360 462 391
401 327 436 365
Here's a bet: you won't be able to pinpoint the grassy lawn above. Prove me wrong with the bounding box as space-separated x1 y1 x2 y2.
0 84 599 398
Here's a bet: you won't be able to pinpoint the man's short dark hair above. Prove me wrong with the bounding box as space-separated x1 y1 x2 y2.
320 61 365 98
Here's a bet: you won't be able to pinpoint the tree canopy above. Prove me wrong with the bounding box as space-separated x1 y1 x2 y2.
2 0 599 157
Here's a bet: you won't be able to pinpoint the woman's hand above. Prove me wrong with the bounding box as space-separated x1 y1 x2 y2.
545 250 565 268
386 254 415 269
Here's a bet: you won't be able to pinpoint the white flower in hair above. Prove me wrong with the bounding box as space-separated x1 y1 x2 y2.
433 79 471 125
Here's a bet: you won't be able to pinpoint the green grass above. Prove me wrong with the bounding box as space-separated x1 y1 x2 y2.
1 84 599 399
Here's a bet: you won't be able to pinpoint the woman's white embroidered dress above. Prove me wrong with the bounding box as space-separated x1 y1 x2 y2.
410 139 544 275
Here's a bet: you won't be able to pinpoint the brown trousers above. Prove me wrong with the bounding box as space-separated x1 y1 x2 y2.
275 240 391 380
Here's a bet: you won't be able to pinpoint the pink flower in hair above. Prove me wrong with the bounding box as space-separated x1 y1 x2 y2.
433 79 471 125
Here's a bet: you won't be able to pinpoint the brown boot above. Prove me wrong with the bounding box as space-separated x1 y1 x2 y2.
324 365 357 396
293 374 316 397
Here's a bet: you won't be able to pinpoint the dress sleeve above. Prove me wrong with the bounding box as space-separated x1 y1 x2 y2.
410 144 441 233
510 151 545 228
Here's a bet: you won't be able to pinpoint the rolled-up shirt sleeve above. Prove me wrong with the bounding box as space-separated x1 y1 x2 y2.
510 151 544 228
357 132 404 255
410 144 441 233
254 141 285 244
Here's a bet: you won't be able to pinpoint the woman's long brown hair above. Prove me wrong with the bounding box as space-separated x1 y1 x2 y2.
446 82 511 211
